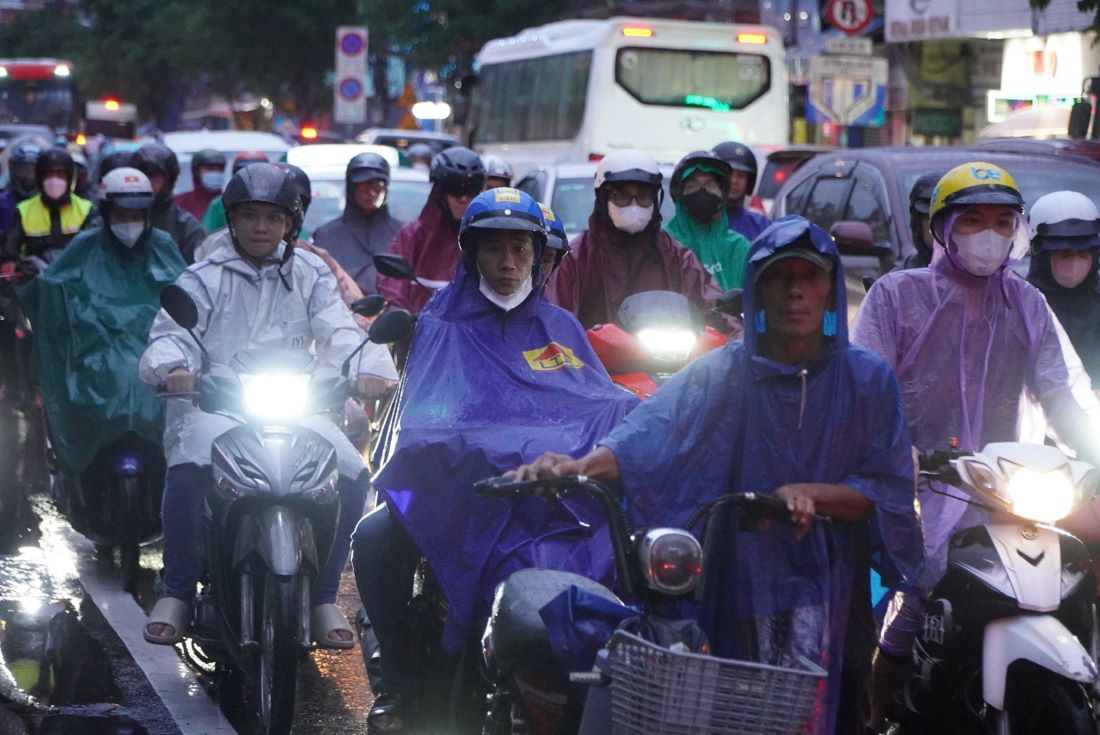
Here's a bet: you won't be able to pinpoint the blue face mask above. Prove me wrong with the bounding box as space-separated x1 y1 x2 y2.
200 171 225 192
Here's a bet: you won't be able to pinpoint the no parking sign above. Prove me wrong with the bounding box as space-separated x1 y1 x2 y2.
334 26 368 125
825 0 873 36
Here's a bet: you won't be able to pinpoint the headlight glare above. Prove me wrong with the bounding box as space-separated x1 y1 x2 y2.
240 373 311 420
1008 467 1074 523
636 328 697 363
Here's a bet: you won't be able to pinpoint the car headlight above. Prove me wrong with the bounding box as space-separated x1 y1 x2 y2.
239 373 311 420
1007 467 1075 523
636 328 697 363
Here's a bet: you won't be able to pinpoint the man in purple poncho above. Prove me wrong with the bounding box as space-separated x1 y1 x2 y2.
515 215 926 735
852 163 1100 730
353 188 637 732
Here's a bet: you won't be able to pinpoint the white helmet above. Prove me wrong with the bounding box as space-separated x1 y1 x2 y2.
100 166 154 210
594 150 662 190
1029 190 1100 241
481 154 513 181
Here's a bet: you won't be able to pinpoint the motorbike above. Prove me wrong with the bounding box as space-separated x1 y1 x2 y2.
157 284 412 735
893 442 1100 734
476 475 828 735
585 290 728 399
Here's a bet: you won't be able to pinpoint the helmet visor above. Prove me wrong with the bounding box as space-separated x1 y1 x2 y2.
944 207 1030 262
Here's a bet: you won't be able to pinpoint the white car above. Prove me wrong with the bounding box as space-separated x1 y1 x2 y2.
514 163 676 240
303 167 431 235
161 130 292 195
286 143 400 179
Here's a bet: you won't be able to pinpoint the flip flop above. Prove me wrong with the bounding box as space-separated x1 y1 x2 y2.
143 596 190 645
311 603 355 650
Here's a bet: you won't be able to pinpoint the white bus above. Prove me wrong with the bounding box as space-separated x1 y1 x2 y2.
467 16 788 172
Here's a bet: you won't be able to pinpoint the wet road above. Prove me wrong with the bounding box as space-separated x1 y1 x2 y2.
0 490 376 734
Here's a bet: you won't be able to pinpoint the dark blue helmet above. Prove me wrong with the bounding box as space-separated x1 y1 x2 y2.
9 138 44 164
458 187 547 254
539 203 569 253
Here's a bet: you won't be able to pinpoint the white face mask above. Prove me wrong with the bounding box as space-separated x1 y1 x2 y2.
1051 251 1094 289
42 176 68 200
111 221 145 248
950 229 1013 277
479 276 533 312
608 202 654 234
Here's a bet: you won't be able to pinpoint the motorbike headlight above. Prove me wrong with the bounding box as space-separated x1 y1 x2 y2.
239 373 311 421
1008 467 1075 523
636 328 697 363
637 529 702 596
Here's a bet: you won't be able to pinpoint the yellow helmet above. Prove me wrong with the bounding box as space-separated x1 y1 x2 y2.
929 162 1024 223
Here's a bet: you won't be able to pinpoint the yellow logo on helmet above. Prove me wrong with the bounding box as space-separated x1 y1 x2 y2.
539 204 557 222
929 162 1021 222
493 187 522 204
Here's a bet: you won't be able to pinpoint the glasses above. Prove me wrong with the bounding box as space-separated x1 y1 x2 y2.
444 182 483 199
682 179 723 196
608 189 656 207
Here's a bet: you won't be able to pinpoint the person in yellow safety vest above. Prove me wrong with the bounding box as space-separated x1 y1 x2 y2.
2 148 95 264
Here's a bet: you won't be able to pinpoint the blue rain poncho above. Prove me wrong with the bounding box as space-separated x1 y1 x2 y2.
373 262 637 652
600 216 925 734
852 253 1100 572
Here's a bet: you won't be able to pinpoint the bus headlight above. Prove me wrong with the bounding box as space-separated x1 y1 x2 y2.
240 373 311 421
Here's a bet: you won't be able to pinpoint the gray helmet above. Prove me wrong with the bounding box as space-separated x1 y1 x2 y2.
222 162 301 219
347 152 391 185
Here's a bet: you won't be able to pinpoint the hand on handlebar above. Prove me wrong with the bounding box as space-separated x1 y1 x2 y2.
357 375 395 402
774 484 822 540
164 368 196 394
504 452 584 497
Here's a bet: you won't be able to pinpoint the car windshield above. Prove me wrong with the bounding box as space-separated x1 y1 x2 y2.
303 177 431 233
551 177 676 236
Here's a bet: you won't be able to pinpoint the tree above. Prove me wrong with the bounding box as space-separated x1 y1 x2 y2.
1030 0 1100 34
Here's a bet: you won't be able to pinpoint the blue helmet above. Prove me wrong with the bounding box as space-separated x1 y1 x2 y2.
539 203 569 253
458 187 547 254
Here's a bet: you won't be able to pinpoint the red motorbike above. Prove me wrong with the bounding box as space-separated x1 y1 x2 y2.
586 290 728 398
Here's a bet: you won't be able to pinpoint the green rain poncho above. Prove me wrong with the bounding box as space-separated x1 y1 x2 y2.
20 226 186 474
665 164 752 291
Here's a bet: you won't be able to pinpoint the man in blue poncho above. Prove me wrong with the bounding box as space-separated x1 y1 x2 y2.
352 187 637 731
513 215 925 735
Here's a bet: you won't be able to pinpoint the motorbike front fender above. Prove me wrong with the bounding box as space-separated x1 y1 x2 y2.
254 505 301 577
983 615 1097 710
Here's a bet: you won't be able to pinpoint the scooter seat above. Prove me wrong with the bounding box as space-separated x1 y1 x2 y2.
486 568 621 676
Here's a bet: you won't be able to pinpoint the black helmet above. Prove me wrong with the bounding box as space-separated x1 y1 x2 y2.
191 148 227 175
430 146 485 193
712 141 758 195
96 149 136 186
406 143 433 162
222 162 300 219
669 150 732 203
908 171 943 217
133 142 181 204
35 147 74 186
232 150 269 173
274 162 312 212
347 152 390 185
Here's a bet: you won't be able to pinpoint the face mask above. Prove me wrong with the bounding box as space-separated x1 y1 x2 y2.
608 202 654 234
42 176 68 200
1052 252 1094 289
111 221 145 248
200 171 225 192
479 276 533 312
949 229 1013 277
682 190 723 221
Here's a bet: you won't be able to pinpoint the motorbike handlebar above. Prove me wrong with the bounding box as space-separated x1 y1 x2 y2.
686 492 832 532
917 449 971 473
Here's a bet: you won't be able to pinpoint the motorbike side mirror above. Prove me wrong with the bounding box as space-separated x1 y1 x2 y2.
351 294 387 318
373 254 417 281
160 284 199 329
368 309 415 344
715 288 742 317
829 221 891 258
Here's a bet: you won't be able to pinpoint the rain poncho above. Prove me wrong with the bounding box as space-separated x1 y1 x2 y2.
148 201 205 264
546 204 723 329
20 225 186 474
599 217 924 734
727 205 771 243
666 200 752 291
373 262 637 652
1027 248 1100 389
139 238 397 476
376 185 460 314
852 256 1100 570
312 179 405 297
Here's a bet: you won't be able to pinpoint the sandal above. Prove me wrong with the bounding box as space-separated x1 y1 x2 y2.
311 603 355 650
367 692 407 733
143 596 190 645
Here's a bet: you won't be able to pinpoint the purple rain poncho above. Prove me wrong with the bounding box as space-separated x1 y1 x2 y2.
372 261 637 653
600 216 925 735
852 256 1100 572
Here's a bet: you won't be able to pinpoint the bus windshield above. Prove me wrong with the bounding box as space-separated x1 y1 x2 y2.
0 78 74 130
615 47 770 110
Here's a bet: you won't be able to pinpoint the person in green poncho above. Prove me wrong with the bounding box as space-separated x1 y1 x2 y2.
665 150 752 291
19 167 186 478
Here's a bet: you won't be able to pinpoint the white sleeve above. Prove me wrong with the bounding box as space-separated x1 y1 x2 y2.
308 264 399 381
139 271 210 384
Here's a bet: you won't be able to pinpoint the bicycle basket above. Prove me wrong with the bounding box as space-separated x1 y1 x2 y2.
607 630 826 734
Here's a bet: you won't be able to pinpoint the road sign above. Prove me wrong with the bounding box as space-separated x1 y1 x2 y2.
334 26 368 125
825 0 874 36
808 54 888 126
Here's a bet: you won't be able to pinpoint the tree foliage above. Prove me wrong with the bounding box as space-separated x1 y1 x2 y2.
1029 0 1100 34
